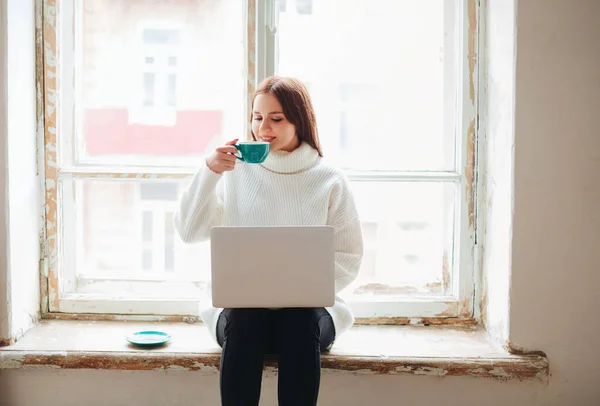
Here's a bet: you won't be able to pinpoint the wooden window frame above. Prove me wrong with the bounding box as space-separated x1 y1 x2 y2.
39 0 478 322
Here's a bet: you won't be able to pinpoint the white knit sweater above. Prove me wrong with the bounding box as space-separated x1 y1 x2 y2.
174 142 364 345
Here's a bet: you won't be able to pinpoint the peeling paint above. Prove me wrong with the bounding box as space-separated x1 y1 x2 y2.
246 0 256 140
0 350 549 380
467 0 477 106
506 344 548 360
36 0 50 317
41 0 59 313
436 302 460 318
465 118 476 230
321 355 548 380
442 251 451 294
58 171 192 180
44 313 477 327
455 0 478 322
45 178 56 189
355 317 477 327
479 290 488 328
0 351 223 372
43 313 202 324
459 296 473 318
463 0 478 233
488 367 513 378
413 367 448 376
42 313 476 327
0 338 16 348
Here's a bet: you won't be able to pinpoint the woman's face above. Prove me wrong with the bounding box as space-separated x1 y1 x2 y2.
251 93 300 153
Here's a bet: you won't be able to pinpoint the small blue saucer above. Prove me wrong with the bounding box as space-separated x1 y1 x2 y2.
126 330 171 347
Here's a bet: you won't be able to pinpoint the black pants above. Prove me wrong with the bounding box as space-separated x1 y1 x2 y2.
216 307 335 406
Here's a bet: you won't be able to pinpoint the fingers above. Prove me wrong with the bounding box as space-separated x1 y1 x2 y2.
206 154 236 174
216 145 238 154
220 153 237 163
206 139 240 174
219 157 236 171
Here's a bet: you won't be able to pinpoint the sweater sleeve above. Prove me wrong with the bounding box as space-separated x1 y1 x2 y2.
327 174 364 294
174 163 224 243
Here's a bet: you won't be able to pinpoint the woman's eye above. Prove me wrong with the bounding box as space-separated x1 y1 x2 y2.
253 117 262 121
272 118 283 122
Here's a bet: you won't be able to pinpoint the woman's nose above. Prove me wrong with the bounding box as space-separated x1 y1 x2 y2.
259 120 271 132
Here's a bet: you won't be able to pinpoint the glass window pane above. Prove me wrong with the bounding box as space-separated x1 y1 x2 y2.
63 177 455 300
143 73 155 106
65 179 210 298
167 74 177 107
77 0 245 167
142 28 181 45
142 249 153 272
277 0 456 171
342 181 456 301
165 211 175 272
140 182 179 201
279 0 287 13
141 210 153 242
296 0 313 15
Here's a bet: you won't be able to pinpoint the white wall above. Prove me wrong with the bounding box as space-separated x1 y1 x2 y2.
0 0 10 342
508 0 600 402
0 0 40 343
1 0 600 405
0 369 550 406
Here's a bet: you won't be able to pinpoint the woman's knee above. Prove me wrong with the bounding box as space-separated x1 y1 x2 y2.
218 308 270 346
278 308 335 351
276 308 330 338
222 308 271 332
279 308 328 325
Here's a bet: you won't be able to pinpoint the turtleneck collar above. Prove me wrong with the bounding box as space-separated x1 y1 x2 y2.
260 141 319 174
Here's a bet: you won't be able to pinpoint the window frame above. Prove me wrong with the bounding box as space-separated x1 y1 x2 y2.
40 0 478 321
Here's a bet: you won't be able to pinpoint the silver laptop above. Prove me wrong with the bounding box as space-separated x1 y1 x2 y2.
210 226 335 308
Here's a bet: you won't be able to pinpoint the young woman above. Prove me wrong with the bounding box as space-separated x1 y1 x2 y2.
174 76 363 406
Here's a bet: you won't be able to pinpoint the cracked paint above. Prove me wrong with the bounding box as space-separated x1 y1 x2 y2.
0 338 16 347
413 367 448 376
355 317 477 327
41 0 59 313
466 118 477 231
246 0 256 140
43 313 202 324
0 350 549 381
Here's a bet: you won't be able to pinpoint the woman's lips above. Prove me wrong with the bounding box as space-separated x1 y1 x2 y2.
260 136 275 142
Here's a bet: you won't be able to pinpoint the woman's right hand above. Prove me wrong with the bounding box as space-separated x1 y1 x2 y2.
206 139 239 174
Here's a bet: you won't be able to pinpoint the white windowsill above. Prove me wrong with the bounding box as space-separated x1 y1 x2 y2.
0 320 548 380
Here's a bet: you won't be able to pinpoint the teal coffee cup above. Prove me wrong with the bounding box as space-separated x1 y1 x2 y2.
234 141 270 164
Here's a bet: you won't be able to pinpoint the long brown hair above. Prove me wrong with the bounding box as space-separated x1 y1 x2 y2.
250 76 323 157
